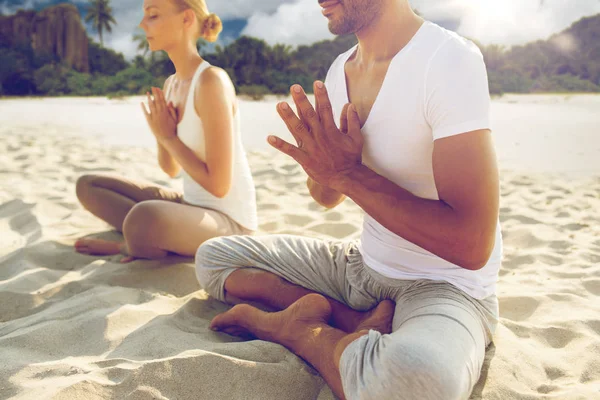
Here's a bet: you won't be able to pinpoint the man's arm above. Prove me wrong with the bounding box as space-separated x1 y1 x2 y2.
336 129 499 271
307 177 346 209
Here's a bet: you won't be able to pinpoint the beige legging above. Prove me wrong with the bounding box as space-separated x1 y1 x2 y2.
75 174 252 259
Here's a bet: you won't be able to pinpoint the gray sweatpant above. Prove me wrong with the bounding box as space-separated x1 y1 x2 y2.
195 235 499 400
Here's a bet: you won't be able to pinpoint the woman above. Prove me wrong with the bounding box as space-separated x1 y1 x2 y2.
75 0 257 263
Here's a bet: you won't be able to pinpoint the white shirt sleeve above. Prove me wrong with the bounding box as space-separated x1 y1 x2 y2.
425 38 491 141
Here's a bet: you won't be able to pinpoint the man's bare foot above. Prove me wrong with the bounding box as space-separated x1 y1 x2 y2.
344 300 395 334
210 294 333 351
74 238 122 256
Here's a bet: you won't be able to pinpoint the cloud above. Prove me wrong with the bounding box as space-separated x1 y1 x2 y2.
240 0 600 48
414 0 600 45
98 0 300 59
241 0 334 46
2 0 600 58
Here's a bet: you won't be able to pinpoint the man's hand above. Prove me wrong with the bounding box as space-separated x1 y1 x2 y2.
142 87 179 143
269 81 364 191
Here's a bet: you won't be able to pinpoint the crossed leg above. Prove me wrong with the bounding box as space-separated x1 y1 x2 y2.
75 174 244 261
196 235 495 400
196 235 395 399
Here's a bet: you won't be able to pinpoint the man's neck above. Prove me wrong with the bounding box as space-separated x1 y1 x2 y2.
353 2 424 65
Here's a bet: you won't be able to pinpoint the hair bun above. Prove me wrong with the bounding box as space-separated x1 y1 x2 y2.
202 13 222 42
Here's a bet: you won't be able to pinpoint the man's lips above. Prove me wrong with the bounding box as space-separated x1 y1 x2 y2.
320 0 340 14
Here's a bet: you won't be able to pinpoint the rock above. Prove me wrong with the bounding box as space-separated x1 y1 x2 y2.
0 4 89 73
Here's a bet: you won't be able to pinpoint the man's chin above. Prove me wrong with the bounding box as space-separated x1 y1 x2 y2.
328 22 353 36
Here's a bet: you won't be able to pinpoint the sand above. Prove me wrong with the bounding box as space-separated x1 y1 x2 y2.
0 95 599 399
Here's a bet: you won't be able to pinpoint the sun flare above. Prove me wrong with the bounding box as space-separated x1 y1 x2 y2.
464 0 517 24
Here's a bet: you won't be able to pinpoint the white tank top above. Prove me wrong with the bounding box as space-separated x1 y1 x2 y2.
167 61 258 231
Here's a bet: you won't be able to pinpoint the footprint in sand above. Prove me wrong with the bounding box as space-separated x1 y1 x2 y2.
283 214 313 227
536 384 559 394
500 320 530 339
582 253 600 263
503 254 536 269
537 254 564 266
544 366 567 381
533 326 580 349
258 203 280 212
562 223 589 231
582 279 600 296
579 357 600 383
308 222 358 239
324 211 344 222
499 296 541 321
259 221 279 232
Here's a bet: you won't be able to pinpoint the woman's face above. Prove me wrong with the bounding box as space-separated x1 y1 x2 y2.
139 0 189 52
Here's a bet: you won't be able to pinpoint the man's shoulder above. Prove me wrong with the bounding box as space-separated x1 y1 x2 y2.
423 22 483 62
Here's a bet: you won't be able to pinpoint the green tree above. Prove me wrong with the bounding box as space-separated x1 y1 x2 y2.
85 0 117 47
133 28 149 57
88 41 128 75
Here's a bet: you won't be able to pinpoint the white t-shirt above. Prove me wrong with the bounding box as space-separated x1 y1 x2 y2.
324 21 502 300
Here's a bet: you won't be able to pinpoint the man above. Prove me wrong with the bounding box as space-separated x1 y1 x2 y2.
195 0 502 399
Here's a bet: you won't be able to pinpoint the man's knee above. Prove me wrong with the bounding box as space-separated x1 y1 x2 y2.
195 237 229 293
383 342 467 400
343 337 469 400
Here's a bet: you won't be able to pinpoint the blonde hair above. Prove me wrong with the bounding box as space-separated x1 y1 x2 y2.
173 0 222 42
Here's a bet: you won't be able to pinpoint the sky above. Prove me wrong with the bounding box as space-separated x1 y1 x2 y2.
1 0 600 59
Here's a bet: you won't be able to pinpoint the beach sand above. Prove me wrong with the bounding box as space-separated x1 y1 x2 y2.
0 95 599 399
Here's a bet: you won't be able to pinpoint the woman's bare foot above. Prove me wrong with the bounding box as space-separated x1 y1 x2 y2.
210 294 333 351
74 238 122 256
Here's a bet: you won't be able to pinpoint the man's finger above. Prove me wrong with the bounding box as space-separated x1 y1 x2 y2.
277 102 311 146
347 104 364 145
290 85 319 133
313 81 336 131
339 103 351 134
267 135 307 164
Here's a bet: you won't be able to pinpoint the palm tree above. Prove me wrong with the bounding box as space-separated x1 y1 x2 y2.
85 0 116 47
133 28 150 57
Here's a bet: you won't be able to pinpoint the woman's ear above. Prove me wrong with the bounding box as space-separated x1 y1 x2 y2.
182 9 196 30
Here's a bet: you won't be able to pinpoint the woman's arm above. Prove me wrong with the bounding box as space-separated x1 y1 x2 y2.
156 76 181 178
159 67 234 198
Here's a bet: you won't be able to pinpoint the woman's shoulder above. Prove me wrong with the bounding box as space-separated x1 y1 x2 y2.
198 66 232 89
195 66 235 104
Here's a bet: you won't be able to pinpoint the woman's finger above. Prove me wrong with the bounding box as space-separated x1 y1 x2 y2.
147 92 156 115
152 87 164 112
141 102 150 120
168 102 178 122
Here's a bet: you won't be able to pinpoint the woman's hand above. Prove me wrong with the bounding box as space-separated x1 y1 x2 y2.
141 87 179 143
